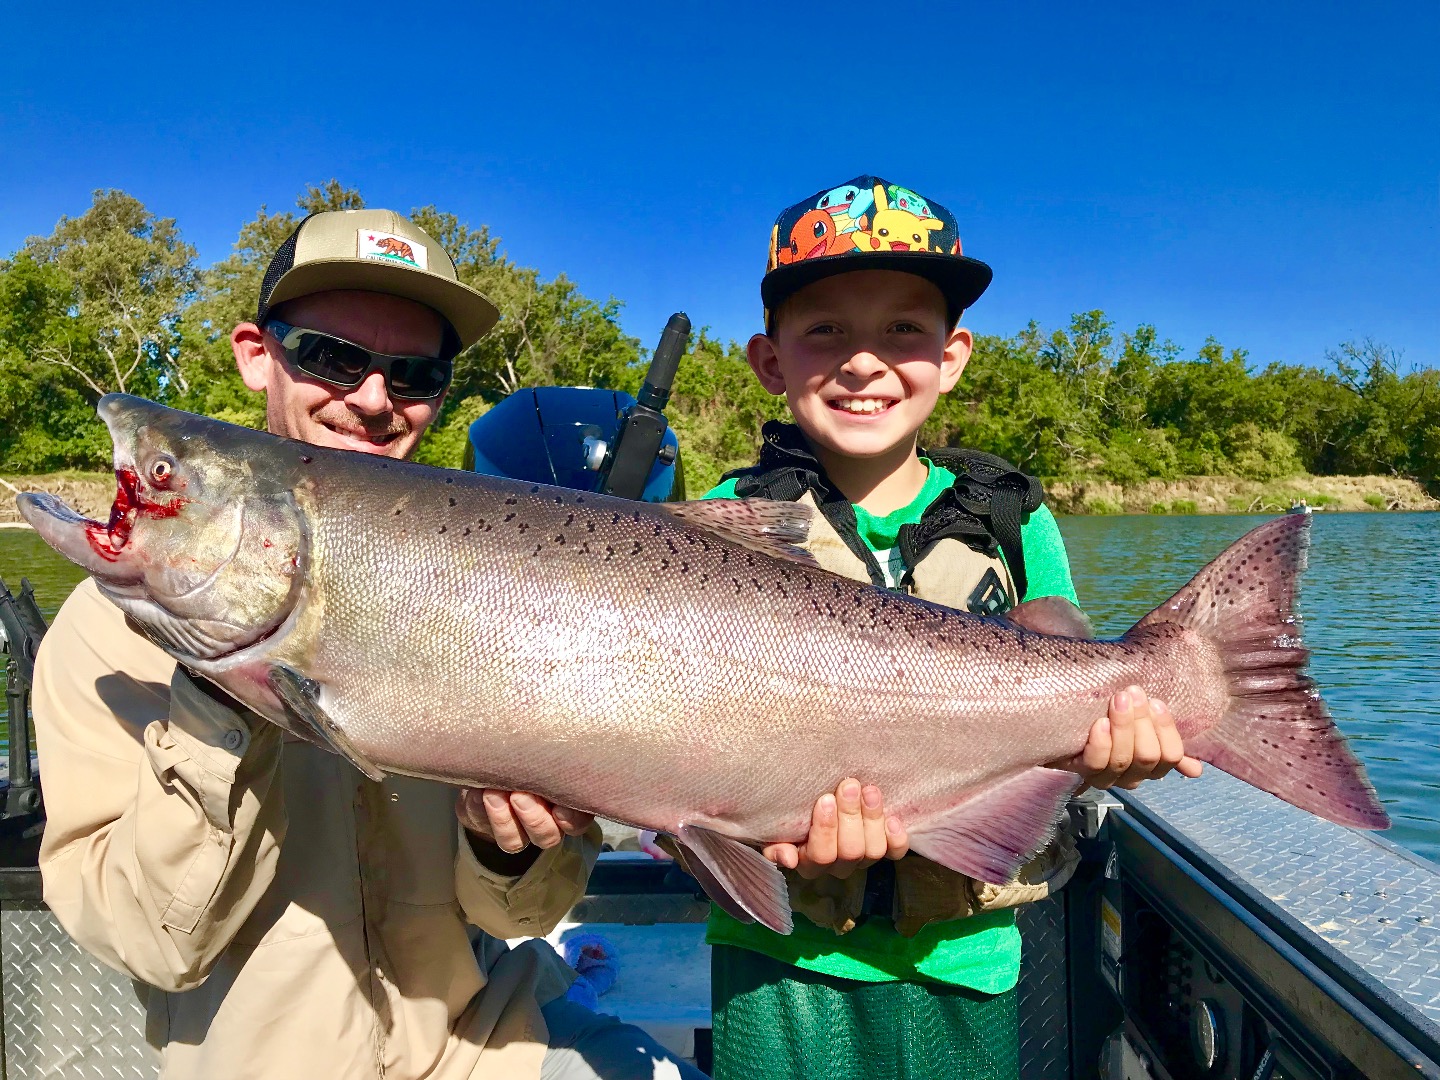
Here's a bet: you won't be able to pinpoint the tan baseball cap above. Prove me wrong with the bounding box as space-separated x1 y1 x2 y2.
256 209 500 350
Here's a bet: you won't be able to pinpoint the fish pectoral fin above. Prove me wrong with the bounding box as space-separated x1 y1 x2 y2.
675 824 793 935
267 665 385 783
907 768 1079 884
662 500 817 567
1001 596 1095 639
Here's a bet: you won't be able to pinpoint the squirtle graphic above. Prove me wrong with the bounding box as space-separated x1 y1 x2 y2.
816 183 876 233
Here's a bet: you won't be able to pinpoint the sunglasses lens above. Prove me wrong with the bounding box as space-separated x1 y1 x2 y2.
298 337 374 385
388 358 452 400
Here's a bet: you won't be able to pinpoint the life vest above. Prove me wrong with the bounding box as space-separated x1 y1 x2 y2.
724 421 1045 612
719 421 1078 936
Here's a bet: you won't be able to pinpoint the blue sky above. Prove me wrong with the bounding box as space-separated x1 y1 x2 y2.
5 1 1437 369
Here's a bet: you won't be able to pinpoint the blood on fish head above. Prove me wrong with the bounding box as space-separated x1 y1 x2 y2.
17 394 309 663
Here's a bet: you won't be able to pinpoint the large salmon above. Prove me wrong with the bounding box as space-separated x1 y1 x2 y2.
18 395 1388 933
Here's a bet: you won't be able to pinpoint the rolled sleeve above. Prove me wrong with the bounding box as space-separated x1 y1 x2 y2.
34 581 286 990
455 821 601 937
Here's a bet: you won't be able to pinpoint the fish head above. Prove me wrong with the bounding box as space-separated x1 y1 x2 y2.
17 394 309 664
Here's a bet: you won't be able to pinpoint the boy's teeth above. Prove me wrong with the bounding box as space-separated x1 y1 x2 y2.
835 399 890 414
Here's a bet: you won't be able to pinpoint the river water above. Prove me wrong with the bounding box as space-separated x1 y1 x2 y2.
2 513 1436 862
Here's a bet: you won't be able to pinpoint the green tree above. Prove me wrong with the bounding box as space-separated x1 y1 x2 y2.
22 189 198 400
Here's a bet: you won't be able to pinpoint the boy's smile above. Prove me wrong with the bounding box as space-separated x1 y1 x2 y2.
748 270 972 492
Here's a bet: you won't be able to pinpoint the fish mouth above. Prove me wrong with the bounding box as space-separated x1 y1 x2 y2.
15 489 145 585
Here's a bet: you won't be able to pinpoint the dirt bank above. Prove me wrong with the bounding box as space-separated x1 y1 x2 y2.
0 473 114 525
3 470 1435 525
1044 474 1439 515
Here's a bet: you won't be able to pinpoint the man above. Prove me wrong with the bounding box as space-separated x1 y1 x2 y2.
33 209 705 1080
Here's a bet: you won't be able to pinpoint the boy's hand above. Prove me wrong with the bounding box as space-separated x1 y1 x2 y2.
1052 686 1203 791
763 778 909 880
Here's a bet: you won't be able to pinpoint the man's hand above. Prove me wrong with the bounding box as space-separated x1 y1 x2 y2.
1054 685 1204 791
762 778 909 880
455 789 594 873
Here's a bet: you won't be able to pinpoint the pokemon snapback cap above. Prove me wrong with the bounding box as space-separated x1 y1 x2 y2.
762 175 992 320
256 209 500 350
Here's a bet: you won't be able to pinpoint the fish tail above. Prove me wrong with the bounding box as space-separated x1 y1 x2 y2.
1125 514 1389 829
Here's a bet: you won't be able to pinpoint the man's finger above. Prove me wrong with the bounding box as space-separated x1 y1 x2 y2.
1078 715 1112 775
1177 756 1205 778
483 790 526 853
551 804 595 836
1126 690 1163 785
456 789 491 838
509 792 564 849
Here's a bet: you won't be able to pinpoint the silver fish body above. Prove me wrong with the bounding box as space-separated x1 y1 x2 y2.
18 396 1389 932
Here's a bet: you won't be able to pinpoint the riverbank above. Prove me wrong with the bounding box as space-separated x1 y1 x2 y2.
1043 473 1439 515
2 469 1436 525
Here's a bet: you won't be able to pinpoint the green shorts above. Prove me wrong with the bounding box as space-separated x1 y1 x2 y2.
710 944 1019 1080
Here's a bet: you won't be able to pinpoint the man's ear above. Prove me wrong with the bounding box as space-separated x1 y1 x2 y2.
746 333 788 396
939 325 972 393
233 322 272 392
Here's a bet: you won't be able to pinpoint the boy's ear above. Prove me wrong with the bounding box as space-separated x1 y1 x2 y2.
746 333 788 396
939 326 972 393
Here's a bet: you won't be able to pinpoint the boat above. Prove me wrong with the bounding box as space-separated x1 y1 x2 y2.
0 315 1436 1078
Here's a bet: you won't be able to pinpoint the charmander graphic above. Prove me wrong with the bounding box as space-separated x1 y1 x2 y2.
767 175 965 271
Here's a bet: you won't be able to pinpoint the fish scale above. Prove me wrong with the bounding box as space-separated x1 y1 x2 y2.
16 394 1391 935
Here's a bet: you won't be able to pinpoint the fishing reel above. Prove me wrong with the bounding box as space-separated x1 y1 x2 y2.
464 313 690 502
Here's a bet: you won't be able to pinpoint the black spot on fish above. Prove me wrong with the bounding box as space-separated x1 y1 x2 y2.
448 497 457 507
445 477 453 484
518 522 529 533
565 513 575 526
555 534 566 544
506 496 518 506
630 541 642 555
533 543 543 555
504 513 516 522
438 526 447 534
463 527 472 537
587 521 597 533
394 509 402 516
529 485 540 494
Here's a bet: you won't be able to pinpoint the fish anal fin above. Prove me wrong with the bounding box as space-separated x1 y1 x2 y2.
1002 595 1095 639
908 767 1079 884
663 499 816 567
676 823 793 934
267 665 385 782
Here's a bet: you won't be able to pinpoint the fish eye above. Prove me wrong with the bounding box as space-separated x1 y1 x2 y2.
149 456 175 486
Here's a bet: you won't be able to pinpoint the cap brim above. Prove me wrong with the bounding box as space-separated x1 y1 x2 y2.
762 251 993 316
262 259 499 348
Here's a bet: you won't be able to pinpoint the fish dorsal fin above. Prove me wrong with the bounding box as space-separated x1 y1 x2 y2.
1003 596 1094 639
663 499 817 567
675 823 794 934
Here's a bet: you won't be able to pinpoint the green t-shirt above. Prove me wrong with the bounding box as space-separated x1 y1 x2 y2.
700 459 1078 991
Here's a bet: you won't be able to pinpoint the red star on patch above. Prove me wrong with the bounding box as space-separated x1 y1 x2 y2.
367 234 375 241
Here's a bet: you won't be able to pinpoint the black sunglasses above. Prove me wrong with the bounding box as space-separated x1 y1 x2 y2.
263 320 454 401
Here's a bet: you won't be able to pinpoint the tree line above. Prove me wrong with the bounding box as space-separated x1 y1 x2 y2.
2 185 1436 496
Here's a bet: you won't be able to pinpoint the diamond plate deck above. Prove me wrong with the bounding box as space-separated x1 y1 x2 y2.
1017 895 1070 1079
1 902 158 1079
1122 769 1440 1033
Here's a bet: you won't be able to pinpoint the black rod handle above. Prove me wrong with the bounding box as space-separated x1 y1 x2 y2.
637 313 691 412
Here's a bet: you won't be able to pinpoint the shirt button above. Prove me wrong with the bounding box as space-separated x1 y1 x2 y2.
222 729 244 751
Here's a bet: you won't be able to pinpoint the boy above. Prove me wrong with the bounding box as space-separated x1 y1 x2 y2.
701 176 1199 1080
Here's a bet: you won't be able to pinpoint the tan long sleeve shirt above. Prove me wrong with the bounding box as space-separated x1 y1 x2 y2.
34 577 601 1080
